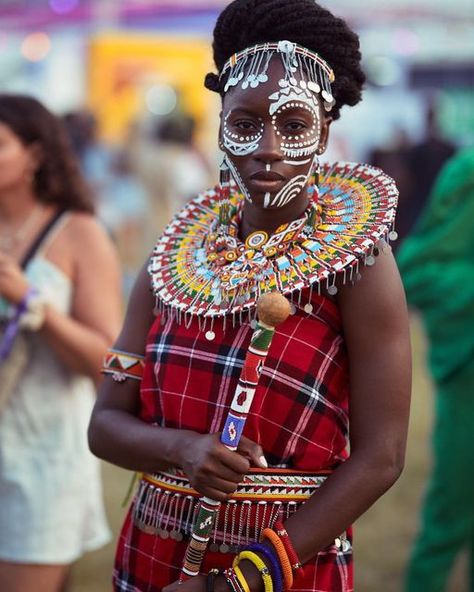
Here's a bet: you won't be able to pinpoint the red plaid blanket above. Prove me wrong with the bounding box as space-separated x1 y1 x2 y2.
114 290 353 591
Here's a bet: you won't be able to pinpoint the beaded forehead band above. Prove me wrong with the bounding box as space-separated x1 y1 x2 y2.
219 40 336 112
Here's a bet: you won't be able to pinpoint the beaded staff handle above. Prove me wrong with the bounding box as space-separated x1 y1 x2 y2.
179 292 291 582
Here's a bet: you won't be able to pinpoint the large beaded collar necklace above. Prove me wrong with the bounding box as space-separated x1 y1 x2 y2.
149 161 398 336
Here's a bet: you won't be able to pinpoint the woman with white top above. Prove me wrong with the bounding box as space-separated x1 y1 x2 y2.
0 94 122 592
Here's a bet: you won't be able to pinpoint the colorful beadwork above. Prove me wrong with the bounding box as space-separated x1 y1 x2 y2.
102 348 145 382
221 323 274 449
148 162 398 323
180 311 283 581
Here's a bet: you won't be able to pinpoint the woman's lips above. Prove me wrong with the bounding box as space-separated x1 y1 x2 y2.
250 170 285 181
248 170 286 192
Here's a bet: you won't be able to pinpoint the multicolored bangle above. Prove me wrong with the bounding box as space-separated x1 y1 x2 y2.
247 543 283 592
261 528 293 590
273 521 304 578
234 550 274 592
102 348 145 382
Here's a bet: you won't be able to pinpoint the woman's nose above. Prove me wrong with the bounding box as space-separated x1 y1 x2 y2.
254 124 282 163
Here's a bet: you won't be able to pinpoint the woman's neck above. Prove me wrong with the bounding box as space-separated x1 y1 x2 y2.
0 185 39 224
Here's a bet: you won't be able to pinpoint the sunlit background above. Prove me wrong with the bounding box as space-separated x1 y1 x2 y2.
1 1 473 591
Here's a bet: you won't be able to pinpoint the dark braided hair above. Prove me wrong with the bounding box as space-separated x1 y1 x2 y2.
205 0 365 120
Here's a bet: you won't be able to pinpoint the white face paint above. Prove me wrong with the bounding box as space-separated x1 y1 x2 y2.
267 174 308 208
222 110 263 156
224 154 252 203
220 65 323 210
269 80 322 162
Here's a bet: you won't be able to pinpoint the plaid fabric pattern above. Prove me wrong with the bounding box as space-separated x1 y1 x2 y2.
115 290 353 591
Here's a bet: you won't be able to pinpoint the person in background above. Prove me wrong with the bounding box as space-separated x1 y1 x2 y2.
0 94 122 592
398 103 456 246
128 111 211 254
397 148 474 592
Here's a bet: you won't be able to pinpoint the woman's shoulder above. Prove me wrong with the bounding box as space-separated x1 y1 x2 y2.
47 211 119 274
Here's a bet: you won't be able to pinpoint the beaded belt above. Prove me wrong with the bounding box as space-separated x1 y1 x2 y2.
133 468 330 553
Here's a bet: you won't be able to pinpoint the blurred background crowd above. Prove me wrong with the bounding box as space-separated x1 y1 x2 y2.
0 1 473 591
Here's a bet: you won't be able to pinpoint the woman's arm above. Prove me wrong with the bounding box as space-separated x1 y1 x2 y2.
233 250 411 592
0 214 122 382
282 249 411 557
88 262 266 501
40 215 122 381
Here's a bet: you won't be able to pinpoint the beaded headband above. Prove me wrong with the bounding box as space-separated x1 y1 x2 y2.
219 40 336 112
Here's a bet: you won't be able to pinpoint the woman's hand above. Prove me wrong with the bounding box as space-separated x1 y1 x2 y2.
163 573 230 592
0 252 30 305
179 432 267 501
163 575 208 592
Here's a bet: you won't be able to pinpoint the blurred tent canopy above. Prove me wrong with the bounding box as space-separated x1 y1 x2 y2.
0 0 473 31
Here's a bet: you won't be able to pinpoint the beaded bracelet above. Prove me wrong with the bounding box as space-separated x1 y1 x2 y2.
273 521 304 578
234 550 274 592
247 543 283 592
261 528 293 590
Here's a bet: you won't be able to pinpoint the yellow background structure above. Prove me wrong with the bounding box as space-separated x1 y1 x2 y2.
87 32 219 148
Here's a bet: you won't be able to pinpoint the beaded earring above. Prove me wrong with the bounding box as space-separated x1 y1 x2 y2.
218 156 232 228
306 157 320 201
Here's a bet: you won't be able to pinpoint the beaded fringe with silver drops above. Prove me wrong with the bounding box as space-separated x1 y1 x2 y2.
154 229 398 340
134 481 298 552
132 479 351 554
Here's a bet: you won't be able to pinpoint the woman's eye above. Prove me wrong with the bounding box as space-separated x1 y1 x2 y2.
285 121 307 132
234 120 257 131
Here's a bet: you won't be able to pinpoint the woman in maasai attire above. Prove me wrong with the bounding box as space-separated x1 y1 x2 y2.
398 148 474 592
88 2 411 591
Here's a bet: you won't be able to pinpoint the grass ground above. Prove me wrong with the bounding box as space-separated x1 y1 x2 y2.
71 317 468 591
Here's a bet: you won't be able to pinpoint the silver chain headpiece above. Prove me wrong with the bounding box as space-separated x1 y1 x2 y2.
219 40 336 112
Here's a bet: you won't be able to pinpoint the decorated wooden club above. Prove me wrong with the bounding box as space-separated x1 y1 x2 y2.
180 292 291 582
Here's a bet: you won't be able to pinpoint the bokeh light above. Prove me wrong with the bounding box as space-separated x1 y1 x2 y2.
366 55 403 87
145 84 178 116
392 29 421 57
0 33 8 54
49 0 80 15
21 32 51 62
21 32 52 62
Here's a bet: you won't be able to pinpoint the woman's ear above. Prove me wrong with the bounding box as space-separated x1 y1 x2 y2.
317 116 333 155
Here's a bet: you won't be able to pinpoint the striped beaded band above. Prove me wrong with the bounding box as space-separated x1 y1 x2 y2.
102 348 145 382
143 468 329 501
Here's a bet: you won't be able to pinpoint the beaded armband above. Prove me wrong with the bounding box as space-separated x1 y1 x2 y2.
102 348 145 382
